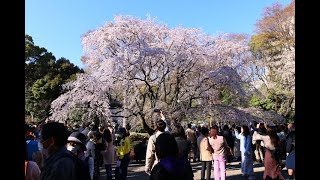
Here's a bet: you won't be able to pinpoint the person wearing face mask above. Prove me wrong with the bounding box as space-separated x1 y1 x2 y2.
67 132 93 180
39 122 78 180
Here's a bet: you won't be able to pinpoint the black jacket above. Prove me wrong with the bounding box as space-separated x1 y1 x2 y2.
40 147 78 180
286 130 295 154
150 157 193 180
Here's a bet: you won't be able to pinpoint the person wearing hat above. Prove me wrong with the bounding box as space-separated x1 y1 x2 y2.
114 127 131 180
67 132 94 180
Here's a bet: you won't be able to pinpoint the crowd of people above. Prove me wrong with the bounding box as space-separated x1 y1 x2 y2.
25 111 295 180
25 120 131 180
144 110 295 180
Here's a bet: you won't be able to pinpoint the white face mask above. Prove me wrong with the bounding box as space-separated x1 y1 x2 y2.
67 145 80 155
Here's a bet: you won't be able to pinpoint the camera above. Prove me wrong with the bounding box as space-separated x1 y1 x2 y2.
153 108 161 113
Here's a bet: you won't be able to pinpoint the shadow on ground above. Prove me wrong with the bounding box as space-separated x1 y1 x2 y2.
226 169 291 180
100 160 292 180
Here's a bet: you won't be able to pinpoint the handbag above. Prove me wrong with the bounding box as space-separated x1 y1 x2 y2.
225 146 232 156
206 137 214 153
224 146 233 163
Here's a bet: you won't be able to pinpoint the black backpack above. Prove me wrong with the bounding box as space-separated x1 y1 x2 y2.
63 154 90 180
56 153 91 180
74 156 91 180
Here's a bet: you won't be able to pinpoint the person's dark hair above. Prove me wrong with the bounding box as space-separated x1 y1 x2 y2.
117 127 127 136
171 124 186 139
258 124 267 135
236 126 241 133
156 119 166 132
92 131 102 140
223 125 229 131
241 125 250 137
41 122 69 147
197 125 201 130
25 133 35 140
254 121 257 126
201 127 209 136
155 133 178 159
104 128 112 143
267 127 280 147
210 125 219 131
142 137 147 144
30 126 36 133
187 123 192 128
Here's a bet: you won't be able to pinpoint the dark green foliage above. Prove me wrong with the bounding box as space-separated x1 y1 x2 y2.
249 94 274 111
25 34 83 122
248 91 294 122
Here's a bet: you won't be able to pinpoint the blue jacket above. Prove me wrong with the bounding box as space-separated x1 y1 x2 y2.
26 140 39 161
235 130 252 155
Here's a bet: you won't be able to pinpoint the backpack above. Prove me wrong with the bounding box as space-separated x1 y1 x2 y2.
74 156 91 180
56 152 91 180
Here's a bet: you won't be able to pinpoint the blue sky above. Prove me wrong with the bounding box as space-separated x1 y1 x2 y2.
26 0 291 69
